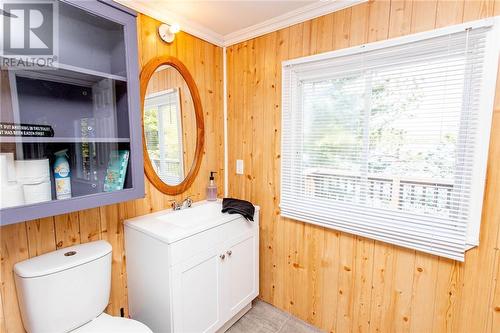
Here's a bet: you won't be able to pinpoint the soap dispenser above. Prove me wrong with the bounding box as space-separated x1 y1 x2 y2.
206 171 217 201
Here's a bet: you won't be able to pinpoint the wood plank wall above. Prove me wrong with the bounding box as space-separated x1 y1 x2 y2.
0 14 224 333
227 0 500 332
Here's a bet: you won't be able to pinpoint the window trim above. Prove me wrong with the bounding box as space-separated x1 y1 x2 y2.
281 17 500 257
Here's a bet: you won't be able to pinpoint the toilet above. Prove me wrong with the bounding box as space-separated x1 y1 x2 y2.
13 240 152 333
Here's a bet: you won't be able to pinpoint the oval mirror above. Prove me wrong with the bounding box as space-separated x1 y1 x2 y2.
141 56 204 195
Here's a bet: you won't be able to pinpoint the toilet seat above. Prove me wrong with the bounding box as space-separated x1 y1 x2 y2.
72 313 153 333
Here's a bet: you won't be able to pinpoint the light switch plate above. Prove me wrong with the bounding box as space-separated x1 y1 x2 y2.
236 159 244 175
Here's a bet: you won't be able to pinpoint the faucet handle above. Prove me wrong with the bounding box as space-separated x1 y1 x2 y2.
183 196 193 208
170 200 181 210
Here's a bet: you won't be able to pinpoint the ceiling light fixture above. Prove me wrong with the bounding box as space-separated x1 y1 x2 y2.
158 23 180 43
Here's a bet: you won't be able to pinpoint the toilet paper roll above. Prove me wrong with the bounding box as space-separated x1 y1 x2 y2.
23 181 52 205
0 155 8 186
0 183 25 209
0 153 16 185
16 159 51 184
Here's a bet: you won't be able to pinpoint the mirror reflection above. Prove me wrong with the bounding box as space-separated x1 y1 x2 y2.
143 65 196 186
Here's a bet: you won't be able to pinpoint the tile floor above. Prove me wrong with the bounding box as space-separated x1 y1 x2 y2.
227 300 324 333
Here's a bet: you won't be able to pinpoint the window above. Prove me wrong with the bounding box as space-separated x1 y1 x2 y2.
144 88 185 185
281 18 499 261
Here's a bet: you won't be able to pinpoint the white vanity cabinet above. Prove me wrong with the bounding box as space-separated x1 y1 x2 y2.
124 201 259 333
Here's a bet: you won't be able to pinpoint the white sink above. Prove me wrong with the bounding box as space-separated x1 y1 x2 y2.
124 200 257 244
156 202 221 228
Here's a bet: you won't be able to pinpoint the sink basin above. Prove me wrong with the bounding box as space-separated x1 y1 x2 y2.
156 202 221 228
124 200 258 244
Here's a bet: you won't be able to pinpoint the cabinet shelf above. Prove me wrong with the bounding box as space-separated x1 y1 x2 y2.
13 62 127 88
0 137 130 143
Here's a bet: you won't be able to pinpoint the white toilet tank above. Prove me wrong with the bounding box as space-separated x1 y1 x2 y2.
14 240 112 333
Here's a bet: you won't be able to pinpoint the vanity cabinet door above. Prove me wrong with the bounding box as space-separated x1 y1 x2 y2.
171 245 224 333
223 231 259 319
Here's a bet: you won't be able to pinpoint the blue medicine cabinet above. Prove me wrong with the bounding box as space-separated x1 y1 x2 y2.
0 0 144 225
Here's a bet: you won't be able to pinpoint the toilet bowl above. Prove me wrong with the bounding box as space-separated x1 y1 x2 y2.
72 313 151 332
13 240 152 333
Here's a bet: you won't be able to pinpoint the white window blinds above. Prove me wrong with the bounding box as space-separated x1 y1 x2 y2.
281 18 499 261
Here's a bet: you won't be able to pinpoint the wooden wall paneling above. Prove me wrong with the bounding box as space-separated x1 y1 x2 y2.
435 0 464 28
134 15 157 218
366 0 392 42
267 26 289 318
271 28 290 313
214 45 225 191
310 14 334 54
410 0 438 33
336 233 357 333
430 257 461 333
0 223 29 333
251 33 270 317
368 241 396 333
332 7 352 50
203 41 216 184
228 40 240 199
318 230 341 333
485 71 500 332
192 37 206 196
463 0 495 22
490 251 500 332
237 38 250 200
281 21 309 322
388 0 414 38
259 31 278 306
0 290 6 333
54 212 81 249
351 236 374 333
77 208 101 243
99 204 128 317
25 217 56 257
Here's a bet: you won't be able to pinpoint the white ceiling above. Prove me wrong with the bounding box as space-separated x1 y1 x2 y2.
148 1 315 36
116 0 366 46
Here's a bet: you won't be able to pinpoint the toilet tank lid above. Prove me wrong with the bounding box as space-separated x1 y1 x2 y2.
14 240 112 278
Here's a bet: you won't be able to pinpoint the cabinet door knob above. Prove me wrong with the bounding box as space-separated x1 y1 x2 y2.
220 254 225 260
226 250 232 256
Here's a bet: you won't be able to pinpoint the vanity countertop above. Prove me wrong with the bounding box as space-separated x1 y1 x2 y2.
124 200 260 245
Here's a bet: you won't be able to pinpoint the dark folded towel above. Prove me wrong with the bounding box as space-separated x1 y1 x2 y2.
221 198 255 221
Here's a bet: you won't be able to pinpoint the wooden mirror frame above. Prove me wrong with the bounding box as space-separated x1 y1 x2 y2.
140 56 205 195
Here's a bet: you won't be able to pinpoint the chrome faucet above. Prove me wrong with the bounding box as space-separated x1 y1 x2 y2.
170 200 182 211
170 197 193 211
181 197 193 209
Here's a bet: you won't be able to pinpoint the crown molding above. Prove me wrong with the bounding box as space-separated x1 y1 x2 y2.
116 0 367 47
115 0 225 46
223 0 367 46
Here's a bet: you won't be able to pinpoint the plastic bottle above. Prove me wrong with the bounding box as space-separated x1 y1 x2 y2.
206 171 217 201
54 149 72 200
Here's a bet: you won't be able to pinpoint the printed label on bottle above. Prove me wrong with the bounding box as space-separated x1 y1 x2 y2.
54 165 69 178
55 178 71 199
